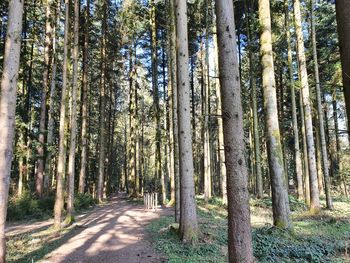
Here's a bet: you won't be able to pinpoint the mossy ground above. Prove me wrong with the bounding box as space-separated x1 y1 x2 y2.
147 196 350 263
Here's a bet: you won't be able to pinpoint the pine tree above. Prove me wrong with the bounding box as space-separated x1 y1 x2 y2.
175 0 199 242
215 0 254 261
0 0 24 260
258 0 291 228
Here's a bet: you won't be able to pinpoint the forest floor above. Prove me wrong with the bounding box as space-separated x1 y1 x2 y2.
6 194 170 263
6 194 350 263
148 195 350 263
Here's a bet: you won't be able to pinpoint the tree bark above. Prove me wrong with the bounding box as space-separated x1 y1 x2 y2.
212 18 227 205
285 1 303 200
79 0 90 194
175 0 198 242
36 0 53 197
170 0 180 222
97 0 107 203
259 0 291 228
203 0 211 202
215 0 254 261
54 0 70 229
294 0 320 214
44 0 58 189
0 0 24 260
67 0 80 220
300 91 310 204
310 0 332 209
247 0 263 199
166 2 175 205
150 0 162 198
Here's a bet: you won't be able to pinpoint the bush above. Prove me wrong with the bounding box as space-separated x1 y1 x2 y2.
7 191 52 221
7 192 96 221
289 195 308 212
74 193 96 211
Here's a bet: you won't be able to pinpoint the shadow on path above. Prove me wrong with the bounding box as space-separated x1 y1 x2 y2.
8 194 171 263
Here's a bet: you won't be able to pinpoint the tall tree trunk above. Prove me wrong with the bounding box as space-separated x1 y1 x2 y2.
310 0 332 209
169 0 180 222
150 0 162 197
259 0 291 228
97 0 107 203
300 92 310 204
166 15 175 205
67 0 80 220
36 0 53 197
285 1 303 200
335 0 350 134
294 0 320 213
247 0 263 198
212 18 227 204
0 0 24 260
215 0 254 261
79 0 90 194
175 0 198 242
44 0 60 190
203 0 211 202
54 0 70 229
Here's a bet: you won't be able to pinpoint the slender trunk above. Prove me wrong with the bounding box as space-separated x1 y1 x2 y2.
44 0 60 190
150 0 162 195
300 91 310 204
203 0 211 201
294 0 320 213
79 0 90 194
259 0 291 228
213 19 227 204
36 0 53 197
167 30 175 205
169 0 180 222
247 0 263 198
215 0 254 261
54 0 70 229
315 119 324 195
97 1 107 203
175 0 198 241
67 0 80 219
285 1 303 200
0 0 24 260
310 0 332 208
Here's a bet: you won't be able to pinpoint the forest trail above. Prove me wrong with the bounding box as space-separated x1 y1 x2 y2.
6 194 170 263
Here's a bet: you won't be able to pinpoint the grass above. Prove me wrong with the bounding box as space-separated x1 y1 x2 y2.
8 226 72 262
147 196 350 263
6 193 97 262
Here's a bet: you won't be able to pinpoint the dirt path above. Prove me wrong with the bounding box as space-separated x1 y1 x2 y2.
7 195 170 263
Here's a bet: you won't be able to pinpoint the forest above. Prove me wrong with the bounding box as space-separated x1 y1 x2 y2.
0 0 349 262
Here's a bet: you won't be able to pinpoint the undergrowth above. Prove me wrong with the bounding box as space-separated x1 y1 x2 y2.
147 196 350 263
7 191 96 222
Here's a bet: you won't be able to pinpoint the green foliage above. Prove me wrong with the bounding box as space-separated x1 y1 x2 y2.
7 192 54 221
250 196 308 212
7 192 96 221
207 196 226 208
148 199 350 263
288 195 308 212
147 215 227 263
74 193 96 211
253 223 349 263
